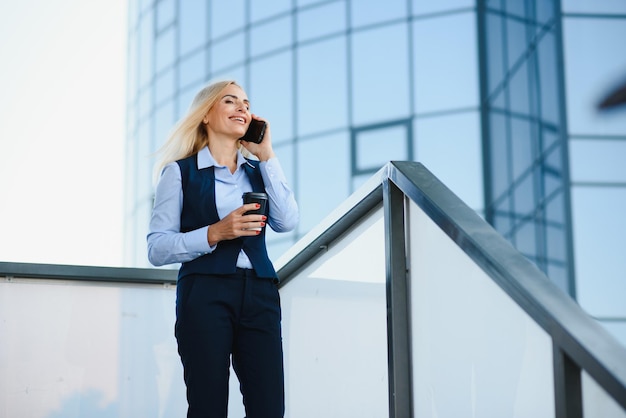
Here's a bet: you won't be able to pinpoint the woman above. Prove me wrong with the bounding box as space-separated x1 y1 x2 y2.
147 80 298 417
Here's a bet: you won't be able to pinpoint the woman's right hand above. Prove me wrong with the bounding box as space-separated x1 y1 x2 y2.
207 203 267 246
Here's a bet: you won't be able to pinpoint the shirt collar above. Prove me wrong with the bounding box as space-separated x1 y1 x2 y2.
197 145 248 170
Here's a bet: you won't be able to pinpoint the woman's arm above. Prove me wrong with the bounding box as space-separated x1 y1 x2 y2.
260 158 299 233
147 163 212 266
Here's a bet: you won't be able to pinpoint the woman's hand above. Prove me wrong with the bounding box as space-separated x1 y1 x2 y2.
207 203 267 246
240 114 276 161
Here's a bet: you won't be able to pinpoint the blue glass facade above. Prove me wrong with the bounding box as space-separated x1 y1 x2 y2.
125 0 626 343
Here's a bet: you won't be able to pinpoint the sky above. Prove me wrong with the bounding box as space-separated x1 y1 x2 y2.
0 0 127 267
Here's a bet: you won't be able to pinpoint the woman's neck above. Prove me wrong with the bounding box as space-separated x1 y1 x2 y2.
208 137 239 172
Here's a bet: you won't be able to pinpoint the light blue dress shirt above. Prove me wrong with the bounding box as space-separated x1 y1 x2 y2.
147 146 299 268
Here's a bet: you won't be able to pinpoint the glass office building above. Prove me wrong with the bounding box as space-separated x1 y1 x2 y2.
125 0 626 343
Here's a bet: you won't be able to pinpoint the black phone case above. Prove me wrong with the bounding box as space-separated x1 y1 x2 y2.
240 120 266 143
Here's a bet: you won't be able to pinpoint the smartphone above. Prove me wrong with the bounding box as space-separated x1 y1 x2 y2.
240 119 267 143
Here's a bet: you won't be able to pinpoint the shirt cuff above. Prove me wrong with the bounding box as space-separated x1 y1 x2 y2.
185 226 213 255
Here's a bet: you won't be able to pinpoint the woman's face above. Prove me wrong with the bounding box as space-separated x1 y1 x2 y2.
205 84 251 139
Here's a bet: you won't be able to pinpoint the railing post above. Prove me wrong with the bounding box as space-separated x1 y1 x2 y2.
553 343 583 418
383 178 413 418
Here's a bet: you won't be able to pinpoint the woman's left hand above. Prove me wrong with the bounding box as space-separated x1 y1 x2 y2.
240 114 276 162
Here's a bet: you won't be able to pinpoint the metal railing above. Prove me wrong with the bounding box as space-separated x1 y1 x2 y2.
275 161 626 417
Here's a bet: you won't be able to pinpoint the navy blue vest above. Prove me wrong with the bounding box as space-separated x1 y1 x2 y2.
176 154 277 280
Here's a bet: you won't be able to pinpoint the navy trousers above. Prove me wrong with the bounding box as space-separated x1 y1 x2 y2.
175 269 285 418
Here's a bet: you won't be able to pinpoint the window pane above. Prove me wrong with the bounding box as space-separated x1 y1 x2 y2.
249 51 293 144
297 2 345 43
545 188 564 223
211 33 246 73
250 0 291 22
563 18 626 135
179 0 208 55
570 139 626 183
513 173 535 216
297 38 348 136
515 217 537 258
155 69 174 104
537 31 560 125
355 124 408 172
211 0 245 39
351 0 406 28
510 118 533 180
562 0 626 14
486 12 505 96
211 67 246 87
296 0 328 7
506 17 529 72
296 132 351 232
543 145 564 198
154 101 175 147
155 26 175 73
415 112 483 210
573 187 626 317
156 0 175 31
535 0 555 24
413 13 478 113
178 49 206 90
353 24 409 125
508 62 531 116
493 197 513 236
489 112 510 200
505 0 527 19
413 0 473 15
250 15 292 58
138 88 152 120
546 222 566 262
138 10 154 88
177 82 204 119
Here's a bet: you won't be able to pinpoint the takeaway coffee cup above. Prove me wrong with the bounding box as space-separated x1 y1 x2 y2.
242 192 268 231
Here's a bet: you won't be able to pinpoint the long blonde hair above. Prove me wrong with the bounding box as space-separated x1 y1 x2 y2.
153 79 239 182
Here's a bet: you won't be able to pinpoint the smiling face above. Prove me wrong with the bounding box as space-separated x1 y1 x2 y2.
204 84 251 140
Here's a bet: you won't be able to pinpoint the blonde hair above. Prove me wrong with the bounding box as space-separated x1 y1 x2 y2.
153 79 241 182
